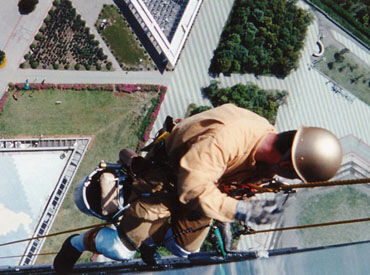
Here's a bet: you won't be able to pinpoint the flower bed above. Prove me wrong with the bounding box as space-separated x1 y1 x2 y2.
0 93 8 112
21 0 110 71
136 86 167 149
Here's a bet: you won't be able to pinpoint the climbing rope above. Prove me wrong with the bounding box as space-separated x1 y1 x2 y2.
0 222 112 247
236 217 370 236
1 217 369 260
248 177 370 194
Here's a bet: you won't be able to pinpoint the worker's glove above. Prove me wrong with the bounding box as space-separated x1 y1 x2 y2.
235 200 252 224
235 200 282 225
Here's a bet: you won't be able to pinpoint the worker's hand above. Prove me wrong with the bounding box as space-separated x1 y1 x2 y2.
235 199 282 225
235 201 252 223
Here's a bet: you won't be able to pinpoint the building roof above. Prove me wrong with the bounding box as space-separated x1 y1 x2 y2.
125 0 203 67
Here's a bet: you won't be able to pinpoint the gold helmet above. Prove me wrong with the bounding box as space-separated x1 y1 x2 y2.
291 127 342 182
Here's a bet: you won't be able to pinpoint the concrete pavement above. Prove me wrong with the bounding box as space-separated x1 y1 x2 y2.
13 68 172 86
0 0 53 97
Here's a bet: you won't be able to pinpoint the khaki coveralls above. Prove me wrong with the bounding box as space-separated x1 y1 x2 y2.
117 104 276 252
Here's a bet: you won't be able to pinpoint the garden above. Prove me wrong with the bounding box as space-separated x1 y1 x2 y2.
21 0 112 71
313 45 370 105
310 0 369 47
203 80 288 124
96 4 154 71
209 0 312 78
0 82 167 264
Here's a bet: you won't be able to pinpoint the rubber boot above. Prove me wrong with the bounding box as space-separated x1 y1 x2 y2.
139 242 161 265
53 234 82 274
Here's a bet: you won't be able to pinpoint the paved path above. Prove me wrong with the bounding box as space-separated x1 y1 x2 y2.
13 68 172 85
0 0 53 97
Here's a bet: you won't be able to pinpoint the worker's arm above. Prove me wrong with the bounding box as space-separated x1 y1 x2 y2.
176 134 239 222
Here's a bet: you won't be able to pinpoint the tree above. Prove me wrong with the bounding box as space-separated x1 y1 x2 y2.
18 0 39 14
209 0 312 77
0 50 5 64
31 61 39 69
189 105 212 117
203 81 287 124
214 56 232 73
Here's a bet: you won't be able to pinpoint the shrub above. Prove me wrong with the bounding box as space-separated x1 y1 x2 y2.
19 63 25 69
53 63 59 69
18 0 39 14
106 62 112 70
0 50 5 64
189 105 212 117
31 61 39 69
35 34 42 41
75 63 80 70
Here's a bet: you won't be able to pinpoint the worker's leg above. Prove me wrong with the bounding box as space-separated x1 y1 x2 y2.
163 205 213 257
115 191 173 265
53 226 135 274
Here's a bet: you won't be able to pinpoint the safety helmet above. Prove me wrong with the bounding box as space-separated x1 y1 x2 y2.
291 126 342 182
74 165 131 221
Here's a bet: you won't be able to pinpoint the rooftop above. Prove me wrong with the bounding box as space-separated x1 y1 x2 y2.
0 138 90 266
125 0 203 67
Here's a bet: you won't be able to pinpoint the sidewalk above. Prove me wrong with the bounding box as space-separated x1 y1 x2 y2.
13 68 172 86
0 0 53 98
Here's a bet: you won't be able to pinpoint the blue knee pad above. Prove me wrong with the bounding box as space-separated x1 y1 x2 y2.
95 227 135 261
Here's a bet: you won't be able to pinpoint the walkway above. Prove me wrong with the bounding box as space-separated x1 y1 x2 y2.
0 0 53 97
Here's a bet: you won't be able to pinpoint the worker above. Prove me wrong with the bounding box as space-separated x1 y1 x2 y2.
54 103 342 273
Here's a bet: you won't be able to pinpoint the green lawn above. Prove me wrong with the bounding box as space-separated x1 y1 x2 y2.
0 88 158 264
97 5 153 70
298 186 370 247
314 45 370 105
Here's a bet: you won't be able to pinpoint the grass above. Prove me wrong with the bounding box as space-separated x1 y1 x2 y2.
298 186 370 247
314 45 370 105
0 88 159 264
97 5 153 70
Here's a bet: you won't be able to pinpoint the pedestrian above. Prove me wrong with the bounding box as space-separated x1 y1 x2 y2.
54 103 342 273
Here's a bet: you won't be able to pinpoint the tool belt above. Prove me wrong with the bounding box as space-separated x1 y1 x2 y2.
121 116 178 196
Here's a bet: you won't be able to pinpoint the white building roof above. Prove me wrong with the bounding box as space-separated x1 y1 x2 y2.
125 0 203 67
